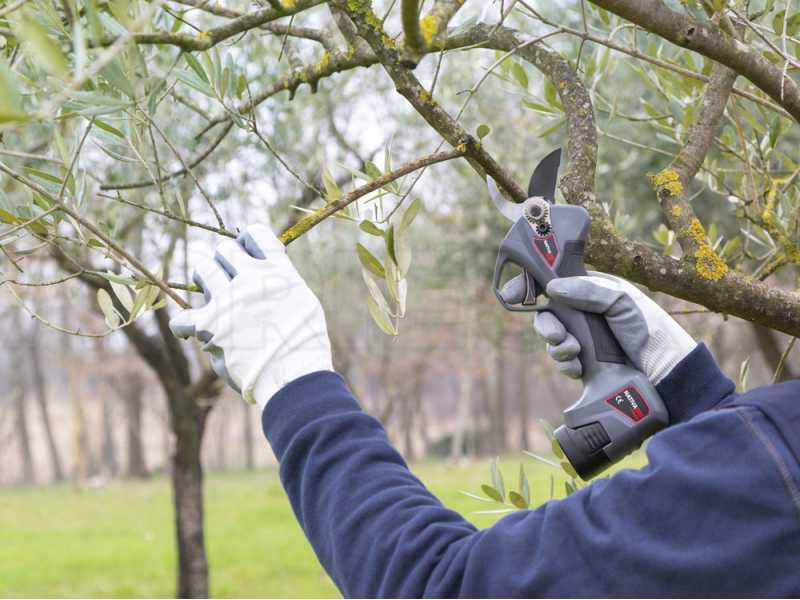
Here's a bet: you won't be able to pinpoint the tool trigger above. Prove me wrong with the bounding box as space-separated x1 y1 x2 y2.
498 271 543 308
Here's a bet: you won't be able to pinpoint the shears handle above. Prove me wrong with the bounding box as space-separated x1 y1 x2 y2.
493 206 668 478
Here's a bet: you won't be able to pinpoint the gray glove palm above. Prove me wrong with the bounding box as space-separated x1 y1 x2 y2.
534 273 696 385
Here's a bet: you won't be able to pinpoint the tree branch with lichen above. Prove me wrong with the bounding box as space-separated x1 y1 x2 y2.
340 5 800 337
649 63 737 281
129 0 326 51
168 0 340 50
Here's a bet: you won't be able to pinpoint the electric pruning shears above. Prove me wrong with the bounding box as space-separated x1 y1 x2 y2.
489 149 668 480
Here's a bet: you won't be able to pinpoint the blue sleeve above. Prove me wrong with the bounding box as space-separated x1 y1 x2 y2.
263 343 798 597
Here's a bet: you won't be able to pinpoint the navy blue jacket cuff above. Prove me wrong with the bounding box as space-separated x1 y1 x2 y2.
262 370 356 460
656 342 735 424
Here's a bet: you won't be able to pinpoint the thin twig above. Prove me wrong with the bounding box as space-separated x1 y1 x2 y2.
0 148 62 164
144 114 226 229
4 283 113 337
98 192 236 237
280 148 464 244
100 121 233 190
250 118 324 197
57 118 94 202
0 270 84 287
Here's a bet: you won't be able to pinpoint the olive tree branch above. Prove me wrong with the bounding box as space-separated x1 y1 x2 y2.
518 3 789 118
131 0 326 50
98 192 236 238
0 160 190 308
279 148 464 244
33 2 160 121
401 0 425 51
655 63 737 258
168 0 338 49
586 0 800 123
341 8 800 337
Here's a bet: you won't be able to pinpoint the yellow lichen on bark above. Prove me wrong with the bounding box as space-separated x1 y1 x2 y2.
648 169 683 196
761 181 778 228
687 217 707 244
681 217 728 279
671 205 682 217
694 245 729 280
420 15 437 44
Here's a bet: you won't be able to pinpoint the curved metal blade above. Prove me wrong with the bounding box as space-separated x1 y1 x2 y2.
487 176 524 222
527 148 561 202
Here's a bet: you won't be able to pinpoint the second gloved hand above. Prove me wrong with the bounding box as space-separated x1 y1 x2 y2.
169 224 333 409
534 273 696 385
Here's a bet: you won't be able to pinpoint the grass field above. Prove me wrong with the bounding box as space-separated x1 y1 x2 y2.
0 454 645 598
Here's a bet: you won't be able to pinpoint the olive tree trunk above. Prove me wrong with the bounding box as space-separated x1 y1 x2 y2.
166 382 211 599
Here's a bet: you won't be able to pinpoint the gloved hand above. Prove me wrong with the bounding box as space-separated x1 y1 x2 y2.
533 272 695 385
169 224 333 408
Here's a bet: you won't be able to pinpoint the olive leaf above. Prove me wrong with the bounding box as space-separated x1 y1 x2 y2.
357 243 385 278
97 289 120 328
480 484 503 503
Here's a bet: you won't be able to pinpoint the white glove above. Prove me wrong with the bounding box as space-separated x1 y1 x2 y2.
533 272 696 385
170 224 333 408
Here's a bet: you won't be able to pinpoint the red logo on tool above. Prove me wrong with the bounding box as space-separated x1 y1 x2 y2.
533 234 558 266
605 385 649 422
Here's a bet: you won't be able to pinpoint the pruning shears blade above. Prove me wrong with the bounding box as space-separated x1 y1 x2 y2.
487 176 524 223
527 147 561 202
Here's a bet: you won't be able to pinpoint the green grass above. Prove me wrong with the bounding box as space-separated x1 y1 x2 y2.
0 454 645 598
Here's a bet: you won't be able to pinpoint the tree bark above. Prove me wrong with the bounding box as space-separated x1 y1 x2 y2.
166 382 211 599
476 373 492 457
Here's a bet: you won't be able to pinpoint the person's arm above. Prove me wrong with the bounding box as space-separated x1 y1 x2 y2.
169 225 765 597
264 345 756 598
